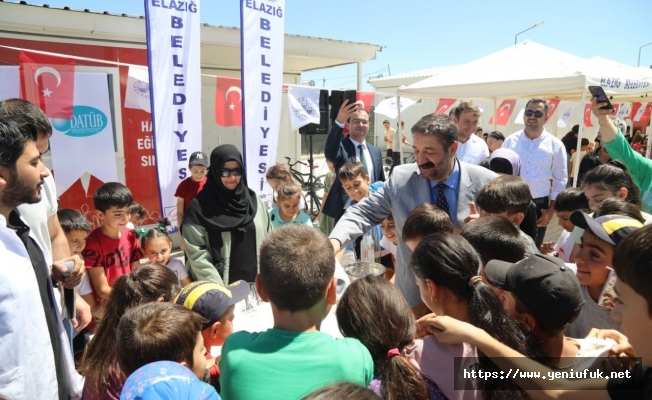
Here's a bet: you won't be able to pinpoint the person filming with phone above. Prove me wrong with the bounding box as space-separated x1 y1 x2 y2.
592 95 652 212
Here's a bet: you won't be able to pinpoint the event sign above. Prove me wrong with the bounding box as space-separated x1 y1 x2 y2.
49 72 119 196
240 0 286 204
125 66 151 113
287 85 320 130
145 0 202 227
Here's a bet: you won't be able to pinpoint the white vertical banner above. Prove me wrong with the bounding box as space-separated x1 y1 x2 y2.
50 72 118 196
240 0 286 205
0 66 20 101
145 0 202 228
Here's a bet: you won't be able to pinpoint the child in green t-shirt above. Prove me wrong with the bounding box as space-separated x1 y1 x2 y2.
219 225 374 400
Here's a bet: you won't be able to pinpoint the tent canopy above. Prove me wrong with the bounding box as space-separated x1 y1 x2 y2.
398 41 652 101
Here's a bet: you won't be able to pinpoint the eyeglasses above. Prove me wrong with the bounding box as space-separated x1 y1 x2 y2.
350 119 369 125
220 167 243 177
524 110 545 118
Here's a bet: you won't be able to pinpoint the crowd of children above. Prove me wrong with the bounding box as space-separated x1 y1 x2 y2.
4 96 652 400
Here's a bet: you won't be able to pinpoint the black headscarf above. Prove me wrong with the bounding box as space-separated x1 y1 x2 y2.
184 144 258 232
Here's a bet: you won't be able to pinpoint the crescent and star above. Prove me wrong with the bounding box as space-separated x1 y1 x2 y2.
34 66 62 98
225 86 242 111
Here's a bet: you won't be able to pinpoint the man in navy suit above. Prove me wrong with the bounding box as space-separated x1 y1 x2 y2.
323 99 385 221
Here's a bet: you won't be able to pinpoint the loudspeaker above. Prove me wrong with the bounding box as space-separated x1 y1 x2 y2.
299 89 329 135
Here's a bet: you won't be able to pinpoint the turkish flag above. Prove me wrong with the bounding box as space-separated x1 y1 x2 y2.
435 98 456 114
637 103 652 122
215 76 242 127
356 91 375 112
545 99 560 122
488 99 517 126
629 102 642 121
19 52 75 118
583 104 594 127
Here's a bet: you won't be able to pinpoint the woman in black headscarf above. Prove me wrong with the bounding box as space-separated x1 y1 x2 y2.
182 145 271 284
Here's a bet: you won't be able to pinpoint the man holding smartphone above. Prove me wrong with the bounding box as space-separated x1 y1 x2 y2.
502 98 568 248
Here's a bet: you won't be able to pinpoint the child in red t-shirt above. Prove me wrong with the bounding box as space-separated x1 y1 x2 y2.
82 182 143 306
175 151 208 250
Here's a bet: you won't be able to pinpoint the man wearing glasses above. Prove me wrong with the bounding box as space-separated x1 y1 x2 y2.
323 99 385 222
502 98 568 248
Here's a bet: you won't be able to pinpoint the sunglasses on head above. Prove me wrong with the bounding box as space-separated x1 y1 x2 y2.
220 167 243 177
524 110 545 118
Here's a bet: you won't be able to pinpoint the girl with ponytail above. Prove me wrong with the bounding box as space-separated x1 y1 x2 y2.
409 231 531 400
336 275 440 400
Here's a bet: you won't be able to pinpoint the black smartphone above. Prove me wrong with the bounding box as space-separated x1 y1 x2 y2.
588 86 614 111
344 90 357 107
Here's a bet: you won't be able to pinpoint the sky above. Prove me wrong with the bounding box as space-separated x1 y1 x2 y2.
7 0 652 90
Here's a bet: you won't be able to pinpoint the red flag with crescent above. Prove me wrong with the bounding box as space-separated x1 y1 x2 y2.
583 103 594 127
630 102 644 122
488 99 517 126
638 103 652 122
19 52 75 119
435 98 456 114
215 76 243 127
356 91 375 112
545 99 560 122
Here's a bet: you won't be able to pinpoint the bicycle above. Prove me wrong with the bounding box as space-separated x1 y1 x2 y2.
284 157 326 221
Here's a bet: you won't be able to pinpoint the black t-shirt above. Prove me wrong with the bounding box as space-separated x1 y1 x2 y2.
607 363 652 400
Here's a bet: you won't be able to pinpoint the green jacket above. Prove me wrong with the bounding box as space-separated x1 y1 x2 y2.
183 196 272 284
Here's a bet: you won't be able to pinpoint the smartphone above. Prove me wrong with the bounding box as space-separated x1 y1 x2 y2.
588 86 614 111
344 90 357 107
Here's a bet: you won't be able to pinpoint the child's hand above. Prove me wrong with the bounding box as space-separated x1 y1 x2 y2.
540 241 556 256
463 202 480 225
52 255 85 289
417 315 479 345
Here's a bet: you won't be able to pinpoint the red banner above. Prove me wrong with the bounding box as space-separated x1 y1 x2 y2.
435 98 456 114
488 99 517 126
215 76 242 127
19 52 75 118
545 99 560 122
583 103 594 127
356 91 375 112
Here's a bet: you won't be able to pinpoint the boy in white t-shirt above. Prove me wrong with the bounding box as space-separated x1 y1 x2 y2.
540 188 589 263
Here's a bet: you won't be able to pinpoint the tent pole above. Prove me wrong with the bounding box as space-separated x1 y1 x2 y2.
573 86 587 188
492 97 497 131
396 95 403 167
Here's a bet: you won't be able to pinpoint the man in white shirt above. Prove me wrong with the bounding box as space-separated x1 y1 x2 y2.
502 98 568 247
451 102 489 165
382 119 395 158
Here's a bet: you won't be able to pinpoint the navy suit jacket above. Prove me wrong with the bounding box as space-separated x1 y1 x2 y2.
323 122 385 219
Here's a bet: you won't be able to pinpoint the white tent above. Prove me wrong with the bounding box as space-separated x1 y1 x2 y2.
398 40 652 101
396 40 652 185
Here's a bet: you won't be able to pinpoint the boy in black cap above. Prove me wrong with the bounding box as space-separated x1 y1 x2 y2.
566 212 643 338
175 280 250 388
485 253 616 372
175 151 208 249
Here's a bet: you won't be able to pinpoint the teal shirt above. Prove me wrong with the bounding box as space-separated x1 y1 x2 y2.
604 131 652 212
220 329 374 400
268 208 313 230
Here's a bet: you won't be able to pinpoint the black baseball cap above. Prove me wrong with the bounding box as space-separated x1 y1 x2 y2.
485 254 584 332
189 151 208 167
175 280 249 330
570 212 643 246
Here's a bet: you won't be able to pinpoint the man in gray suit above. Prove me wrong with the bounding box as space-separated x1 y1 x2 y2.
330 113 497 313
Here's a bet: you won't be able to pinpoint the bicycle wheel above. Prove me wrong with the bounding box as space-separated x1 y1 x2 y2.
312 174 326 191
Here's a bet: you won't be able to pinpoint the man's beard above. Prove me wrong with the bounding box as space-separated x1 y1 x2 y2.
418 153 452 182
2 169 43 208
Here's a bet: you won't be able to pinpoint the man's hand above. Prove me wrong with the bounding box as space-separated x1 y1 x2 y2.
72 295 92 331
536 207 553 227
336 99 358 125
463 202 480 225
52 255 85 289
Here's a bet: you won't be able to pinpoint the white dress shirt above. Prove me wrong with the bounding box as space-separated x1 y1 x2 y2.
456 133 489 165
349 136 375 180
502 129 568 200
0 214 59 400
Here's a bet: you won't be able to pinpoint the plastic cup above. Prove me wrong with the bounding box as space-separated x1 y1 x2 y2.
342 262 386 282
